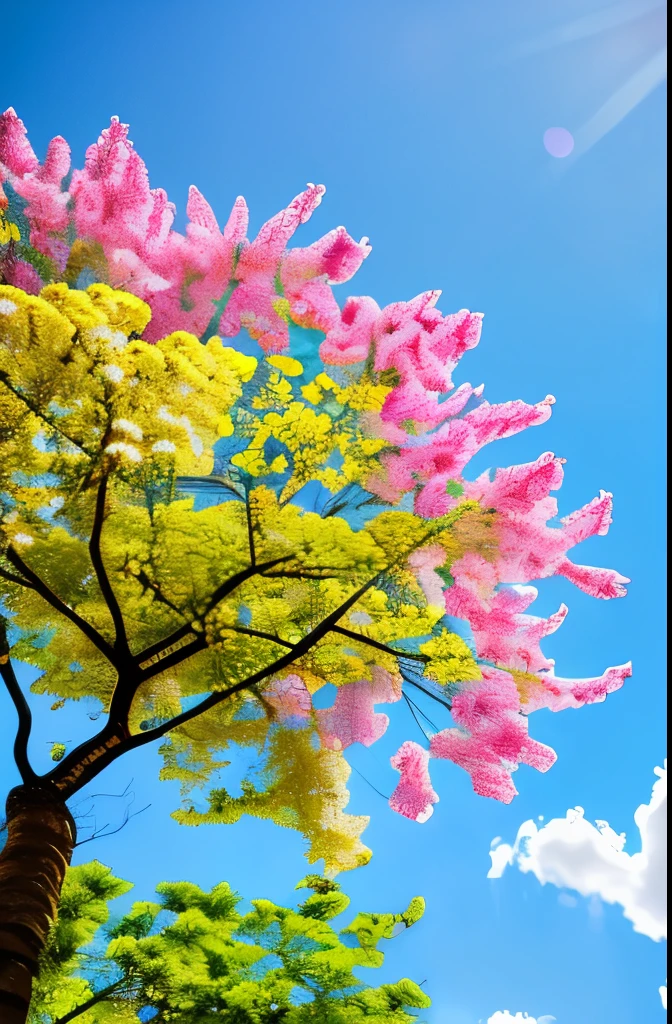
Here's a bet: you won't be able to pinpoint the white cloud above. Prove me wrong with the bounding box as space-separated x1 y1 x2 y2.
488 763 667 943
487 1014 555 1024
660 982 667 1010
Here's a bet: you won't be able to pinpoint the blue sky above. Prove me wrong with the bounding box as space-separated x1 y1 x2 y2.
1 1 666 1021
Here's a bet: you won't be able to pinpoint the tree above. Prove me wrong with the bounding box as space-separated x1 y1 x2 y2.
29 862 429 1023
0 107 630 1022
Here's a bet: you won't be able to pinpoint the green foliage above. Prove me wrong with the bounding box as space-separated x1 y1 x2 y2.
29 863 430 1024
31 861 133 1023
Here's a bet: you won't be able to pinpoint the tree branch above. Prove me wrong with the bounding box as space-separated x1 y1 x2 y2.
47 570 387 798
136 623 195 667
90 476 130 658
0 618 37 784
231 626 295 649
134 555 295 666
51 979 131 1024
0 368 94 456
260 570 342 580
126 570 386 748
133 568 184 617
245 488 256 567
0 565 35 589
6 546 119 667
330 624 428 663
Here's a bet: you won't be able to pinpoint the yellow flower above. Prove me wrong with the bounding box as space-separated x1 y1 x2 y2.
420 630 482 685
267 355 304 377
0 210 21 245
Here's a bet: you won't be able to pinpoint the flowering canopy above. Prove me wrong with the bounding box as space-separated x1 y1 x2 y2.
0 109 630 875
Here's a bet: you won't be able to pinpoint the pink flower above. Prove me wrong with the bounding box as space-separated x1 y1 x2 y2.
140 189 249 342
373 292 483 427
71 117 173 263
317 667 400 751
263 674 312 720
523 662 632 713
2 258 44 295
219 184 327 351
408 544 450 606
464 453 630 598
443 570 567 674
389 740 439 823
0 107 40 176
320 296 381 364
368 395 554 516
282 226 371 332
0 108 71 259
430 669 556 803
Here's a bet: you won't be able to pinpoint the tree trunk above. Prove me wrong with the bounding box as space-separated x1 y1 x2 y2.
0 783 76 1024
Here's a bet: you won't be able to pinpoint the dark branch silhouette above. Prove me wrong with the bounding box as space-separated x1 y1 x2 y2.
6 546 119 667
0 566 35 589
134 554 295 665
0 619 36 784
51 980 132 1024
231 626 295 649
89 476 130 659
46 570 387 797
400 668 453 713
0 369 94 456
331 624 429 663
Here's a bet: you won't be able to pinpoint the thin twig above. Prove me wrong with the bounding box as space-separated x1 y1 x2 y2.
6 546 119 667
0 565 35 589
244 488 256 567
350 762 391 802
0 369 93 456
231 626 295 649
403 690 439 732
74 802 151 848
403 692 431 743
331 624 428 663
401 668 453 713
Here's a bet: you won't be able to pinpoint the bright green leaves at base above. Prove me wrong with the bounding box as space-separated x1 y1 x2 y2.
29 863 431 1024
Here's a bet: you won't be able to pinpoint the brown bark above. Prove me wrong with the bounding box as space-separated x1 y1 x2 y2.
0 783 76 1024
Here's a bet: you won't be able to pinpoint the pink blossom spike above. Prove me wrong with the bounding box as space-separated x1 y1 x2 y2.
443 572 568 675
281 227 371 292
223 195 250 247
236 183 326 276
390 741 439 823
37 136 71 186
557 560 630 599
186 184 220 233
0 108 39 176
523 662 633 713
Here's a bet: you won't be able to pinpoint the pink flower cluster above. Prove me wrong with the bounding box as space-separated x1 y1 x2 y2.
0 109 370 349
1 108 631 819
